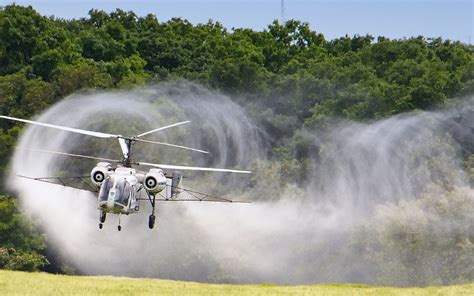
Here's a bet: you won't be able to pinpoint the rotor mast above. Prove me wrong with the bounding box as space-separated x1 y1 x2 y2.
117 137 135 167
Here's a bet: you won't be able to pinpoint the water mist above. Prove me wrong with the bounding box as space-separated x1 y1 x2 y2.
8 83 474 285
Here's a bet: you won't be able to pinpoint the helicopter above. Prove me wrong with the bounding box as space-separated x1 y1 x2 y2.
0 115 251 231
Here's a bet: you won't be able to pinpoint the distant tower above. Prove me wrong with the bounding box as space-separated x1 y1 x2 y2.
281 0 286 24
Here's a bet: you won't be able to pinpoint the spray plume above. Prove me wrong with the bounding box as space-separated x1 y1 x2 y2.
7 83 474 285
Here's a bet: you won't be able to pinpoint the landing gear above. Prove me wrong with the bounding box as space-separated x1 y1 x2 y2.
98 211 106 230
100 211 106 223
147 192 157 230
117 214 122 231
148 215 155 229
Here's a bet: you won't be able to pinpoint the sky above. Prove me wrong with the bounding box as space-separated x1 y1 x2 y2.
2 0 473 42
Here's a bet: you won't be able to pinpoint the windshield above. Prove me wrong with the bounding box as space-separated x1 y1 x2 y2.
98 177 111 202
112 178 131 206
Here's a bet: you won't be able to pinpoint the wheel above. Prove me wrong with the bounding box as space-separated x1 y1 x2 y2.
148 215 155 229
100 211 106 223
99 223 103 229
118 225 122 231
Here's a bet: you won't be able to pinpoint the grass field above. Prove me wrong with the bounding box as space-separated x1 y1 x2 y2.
0 270 473 295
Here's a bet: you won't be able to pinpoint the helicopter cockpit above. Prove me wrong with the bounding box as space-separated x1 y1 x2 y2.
98 176 132 212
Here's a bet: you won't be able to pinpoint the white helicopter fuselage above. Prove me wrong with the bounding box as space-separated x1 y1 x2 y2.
94 165 167 215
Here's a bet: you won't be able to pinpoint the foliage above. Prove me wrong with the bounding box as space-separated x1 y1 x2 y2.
464 154 474 186
0 248 48 271
0 195 48 271
247 159 305 201
353 186 474 286
0 5 471 130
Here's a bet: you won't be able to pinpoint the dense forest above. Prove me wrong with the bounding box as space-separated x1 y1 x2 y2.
0 4 473 285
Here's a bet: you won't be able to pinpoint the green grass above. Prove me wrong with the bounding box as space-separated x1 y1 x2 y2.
0 270 473 295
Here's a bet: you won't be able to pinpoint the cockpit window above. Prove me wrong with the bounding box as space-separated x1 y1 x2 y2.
99 177 132 206
98 177 111 202
112 178 131 206
123 182 131 204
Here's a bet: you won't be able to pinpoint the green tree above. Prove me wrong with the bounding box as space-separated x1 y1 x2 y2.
0 195 48 271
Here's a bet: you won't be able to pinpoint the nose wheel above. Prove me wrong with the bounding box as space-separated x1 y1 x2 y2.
117 214 122 231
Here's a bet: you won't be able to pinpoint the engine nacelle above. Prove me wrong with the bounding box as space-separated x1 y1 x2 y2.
143 168 167 193
91 162 112 185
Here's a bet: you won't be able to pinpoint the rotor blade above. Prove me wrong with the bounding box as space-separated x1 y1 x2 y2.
18 147 120 163
137 162 251 174
135 121 191 138
134 138 209 154
0 115 117 139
